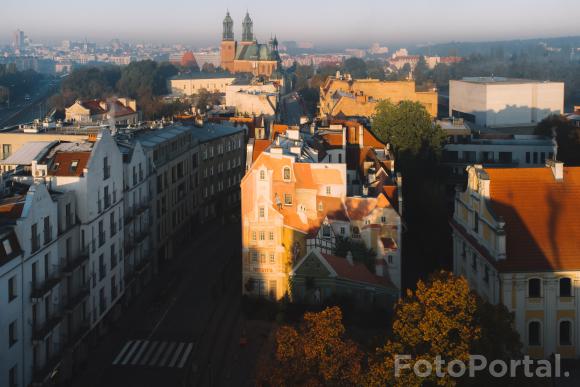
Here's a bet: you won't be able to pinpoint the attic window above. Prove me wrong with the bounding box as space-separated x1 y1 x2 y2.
283 167 291 181
318 202 323 211
259 170 266 180
3 239 12 255
70 160 79 174
52 162 60 171
322 225 331 238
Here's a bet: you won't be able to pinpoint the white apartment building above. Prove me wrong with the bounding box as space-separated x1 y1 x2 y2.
117 140 152 302
0 183 63 387
29 131 125 332
449 77 564 128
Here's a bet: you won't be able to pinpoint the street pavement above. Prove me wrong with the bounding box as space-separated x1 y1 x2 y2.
281 92 304 125
70 220 248 387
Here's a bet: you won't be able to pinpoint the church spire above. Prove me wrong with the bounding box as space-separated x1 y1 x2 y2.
242 11 254 42
222 10 234 41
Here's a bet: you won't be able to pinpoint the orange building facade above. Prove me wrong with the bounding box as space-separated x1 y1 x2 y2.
241 125 403 301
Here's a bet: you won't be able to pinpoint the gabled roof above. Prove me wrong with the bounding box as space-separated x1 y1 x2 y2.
48 152 91 177
321 253 394 288
482 167 580 272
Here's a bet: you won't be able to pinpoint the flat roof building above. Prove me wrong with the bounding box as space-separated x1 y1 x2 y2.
449 77 564 128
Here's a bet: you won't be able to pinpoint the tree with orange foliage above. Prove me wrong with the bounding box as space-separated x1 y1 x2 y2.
368 271 481 387
257 306 363 387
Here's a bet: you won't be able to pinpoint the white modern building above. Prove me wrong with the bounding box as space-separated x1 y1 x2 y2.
449 77 564 128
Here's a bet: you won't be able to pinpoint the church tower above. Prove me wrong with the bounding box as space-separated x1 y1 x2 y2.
241 12 254 46
220 11 236 71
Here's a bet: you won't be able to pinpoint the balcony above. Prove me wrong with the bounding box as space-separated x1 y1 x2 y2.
64 286 90 313
61 251 89 276
32 312 62 343
31 275 61 303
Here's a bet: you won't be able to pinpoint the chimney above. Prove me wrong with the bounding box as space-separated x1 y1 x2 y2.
346 251 354 266
546 159 564 181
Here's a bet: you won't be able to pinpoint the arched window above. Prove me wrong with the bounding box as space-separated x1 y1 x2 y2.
560 278 572 297
528 278 541 298
283 167 291 181
259 170 265 180
560 321 572 346
528 321 541 346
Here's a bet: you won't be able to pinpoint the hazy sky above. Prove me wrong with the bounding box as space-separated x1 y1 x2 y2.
2 0 579 47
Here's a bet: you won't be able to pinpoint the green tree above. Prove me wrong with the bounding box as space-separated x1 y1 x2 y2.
534 114 580 165
413 56 429 85
372 99 445 160
334 236 377 271
342 57 368 79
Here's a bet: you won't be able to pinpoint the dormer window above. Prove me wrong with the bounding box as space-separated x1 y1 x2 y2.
70 160 79 174
283 167 291 181
52 162 60 171
2 239 12 255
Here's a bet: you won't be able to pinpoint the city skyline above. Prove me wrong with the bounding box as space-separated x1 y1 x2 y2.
2 0 580 47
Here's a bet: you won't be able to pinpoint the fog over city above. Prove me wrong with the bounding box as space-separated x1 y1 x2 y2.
1 0 579 46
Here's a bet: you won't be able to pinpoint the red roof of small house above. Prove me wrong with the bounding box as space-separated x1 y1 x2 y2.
321 253 394 288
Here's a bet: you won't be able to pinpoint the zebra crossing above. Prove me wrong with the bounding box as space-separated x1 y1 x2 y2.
112 340 194 368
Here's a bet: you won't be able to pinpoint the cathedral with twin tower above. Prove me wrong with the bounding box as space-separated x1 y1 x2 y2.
220 11 281 77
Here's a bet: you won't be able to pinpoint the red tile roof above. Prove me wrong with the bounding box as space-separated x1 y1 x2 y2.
0 195 26 219
48 152 91 177
321 253 394 288
80 100 106 115
483 167 580 272
252 139 271 162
